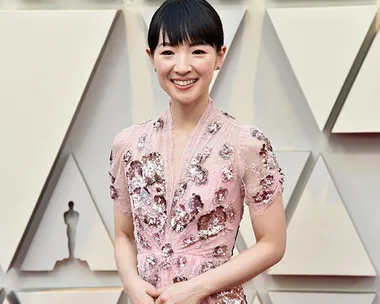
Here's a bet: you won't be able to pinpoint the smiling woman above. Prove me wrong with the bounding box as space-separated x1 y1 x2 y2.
146 0 226 106
110 1 287 304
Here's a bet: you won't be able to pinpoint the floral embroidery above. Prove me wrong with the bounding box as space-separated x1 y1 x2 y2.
222 165 233 182
162 243 174 258
197 206 227 239
182 234 198 248
109 100 284 301
141 152 164 185
143 273 159 287
186 148 211 186
137 231 151 249
173 276 188 283
173 181 187 204
200 259 226 273
109 185 117 199
208 121 221 134
137 134 147 151
153 118 164 130
191 147 212 166
213 245 229 257
123 150 132 164
250 127 266 141
174 256 187 269
224 206 237 223
213 188 228 204
170 194 203 233
215 286 246 304
187 165 208 186
219 143 235 160
146 254 157 268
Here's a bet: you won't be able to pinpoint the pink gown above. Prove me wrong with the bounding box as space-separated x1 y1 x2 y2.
109 99 284 303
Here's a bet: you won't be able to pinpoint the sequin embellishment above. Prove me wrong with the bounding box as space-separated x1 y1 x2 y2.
137 134 147 152
171 194 204 232
187 148 211 186
153 118 164 130
219 143 235 160
109 185 117 199
123 150 132 164
213 188 228 204
141 152 164 185
162 243 174 258
222 165 233 182
215 286 246 304
173 276 188 283
213 245 229 257
208 121 221 134
197 206 227 239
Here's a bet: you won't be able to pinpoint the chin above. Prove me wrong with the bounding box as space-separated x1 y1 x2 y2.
165 85 209 106
171 94 200 105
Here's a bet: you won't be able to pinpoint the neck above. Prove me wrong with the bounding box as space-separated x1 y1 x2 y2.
169 94 210 131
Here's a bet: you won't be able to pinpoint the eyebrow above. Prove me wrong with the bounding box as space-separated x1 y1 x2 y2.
157 41 208 48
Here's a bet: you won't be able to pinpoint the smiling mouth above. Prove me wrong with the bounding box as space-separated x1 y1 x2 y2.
171 79 198 87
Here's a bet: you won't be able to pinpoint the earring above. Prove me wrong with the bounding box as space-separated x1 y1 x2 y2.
154 68 157 72
215 66 220 71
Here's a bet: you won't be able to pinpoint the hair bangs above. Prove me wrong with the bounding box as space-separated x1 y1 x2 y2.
148 0 224 54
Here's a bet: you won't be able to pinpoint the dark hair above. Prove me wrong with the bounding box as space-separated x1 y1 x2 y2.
147 0 224 55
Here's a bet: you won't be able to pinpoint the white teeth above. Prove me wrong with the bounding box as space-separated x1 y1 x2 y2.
173 79 196 86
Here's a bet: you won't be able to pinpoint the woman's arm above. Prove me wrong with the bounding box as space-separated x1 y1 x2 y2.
114 209 157 303
114 209 140 290
191 194 286 298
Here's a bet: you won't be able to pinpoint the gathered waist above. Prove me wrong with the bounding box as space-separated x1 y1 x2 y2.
136 252 247 303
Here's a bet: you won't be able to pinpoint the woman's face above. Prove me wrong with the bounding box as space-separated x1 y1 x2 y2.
147 33 226 106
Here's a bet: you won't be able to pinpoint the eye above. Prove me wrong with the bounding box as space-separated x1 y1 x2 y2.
193 49 206 55
161 50 174 56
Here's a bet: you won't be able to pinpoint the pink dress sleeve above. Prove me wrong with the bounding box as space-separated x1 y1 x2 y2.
238 126 284 217
109 127 134 216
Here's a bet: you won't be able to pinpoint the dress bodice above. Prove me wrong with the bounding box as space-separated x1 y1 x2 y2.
109 100 284 303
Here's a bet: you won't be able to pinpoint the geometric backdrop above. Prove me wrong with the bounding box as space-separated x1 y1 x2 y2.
0 0 379 304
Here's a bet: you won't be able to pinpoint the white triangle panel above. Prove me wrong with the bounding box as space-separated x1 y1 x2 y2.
269 291 376 304
269 155 376 276
275 151 310 209
2 299 10 304
268 5 377 130
333 30 380 133
17 288 122 304
252 295 262 304
0 10 117 271
142 4 246 91
239 151 310 248
21 154 117 271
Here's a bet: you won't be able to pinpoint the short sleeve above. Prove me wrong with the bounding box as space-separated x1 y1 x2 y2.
108 127 134 216
238 126 284 217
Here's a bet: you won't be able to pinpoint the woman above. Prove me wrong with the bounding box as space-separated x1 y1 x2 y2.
109 0 287 303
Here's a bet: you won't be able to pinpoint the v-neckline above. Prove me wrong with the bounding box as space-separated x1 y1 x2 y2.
165 99 215 193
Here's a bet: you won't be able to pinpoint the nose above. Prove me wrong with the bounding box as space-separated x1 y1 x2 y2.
173 54 192 74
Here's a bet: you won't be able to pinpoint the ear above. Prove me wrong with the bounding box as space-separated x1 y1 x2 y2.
215 45 227 70
146 48 156 70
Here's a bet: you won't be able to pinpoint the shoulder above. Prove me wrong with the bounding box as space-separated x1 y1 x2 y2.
215 108 273 152
237 124 273 153
111 115 160 147
111 124 137 152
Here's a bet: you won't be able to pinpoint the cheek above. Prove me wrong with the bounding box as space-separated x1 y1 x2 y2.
195 60 216 77
155 61 172 77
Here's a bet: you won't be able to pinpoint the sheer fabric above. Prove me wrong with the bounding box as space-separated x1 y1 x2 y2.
109 100 284 303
